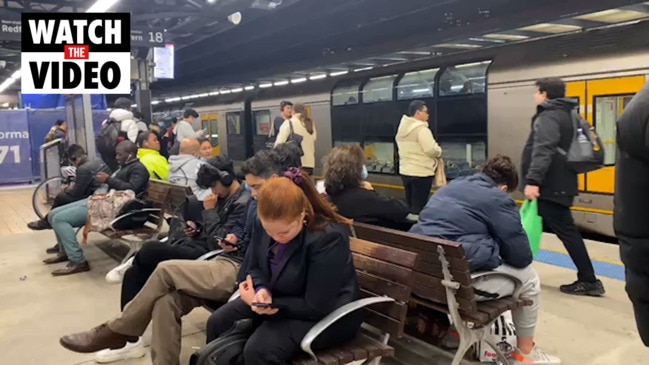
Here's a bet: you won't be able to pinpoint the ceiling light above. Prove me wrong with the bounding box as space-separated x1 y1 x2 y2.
244 86 255 91
231 88 243 93
151 100 160 105
11 70 21 79
228 12 242 25
274 80 289 86
469 37 505 43
291 78 307 84
434 43 482 49
309 74 327 80
398 51 431 56
208 91 220 96
329 70 349 77
197 93 209 98
86 0 118 12
353 66 373 72
574 9 649 23
131 103 137 108
220 89 231 94
165 97 181 103
518 23 582 34
259 83 273 88
483 33 530 41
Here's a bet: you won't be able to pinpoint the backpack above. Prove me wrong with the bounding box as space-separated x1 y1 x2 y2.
189 319 254 365
96 118 122 162
557 110 605 174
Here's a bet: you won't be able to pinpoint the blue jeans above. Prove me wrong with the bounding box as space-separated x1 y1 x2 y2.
48 198 88 264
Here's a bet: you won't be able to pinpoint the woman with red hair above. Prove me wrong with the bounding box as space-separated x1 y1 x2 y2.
205 168 363 364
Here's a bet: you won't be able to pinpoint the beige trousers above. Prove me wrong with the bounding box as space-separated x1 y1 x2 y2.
108 258 239 365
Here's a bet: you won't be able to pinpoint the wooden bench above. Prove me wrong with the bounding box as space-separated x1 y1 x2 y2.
352 222 533 365
200 236 418 365
96 179 193 262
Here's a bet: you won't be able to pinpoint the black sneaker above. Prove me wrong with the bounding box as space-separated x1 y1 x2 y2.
45 243 60 254
560 280 605 296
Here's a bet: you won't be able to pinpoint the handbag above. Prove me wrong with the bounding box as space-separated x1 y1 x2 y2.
434 158 447 187
475 311 517 362
285 119 304 156
189 319 255 365
83 189 136 243
520 199 543 257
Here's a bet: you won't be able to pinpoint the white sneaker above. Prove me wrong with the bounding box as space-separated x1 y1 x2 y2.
511 345 561 364
94 338 146 363
105 256 134 284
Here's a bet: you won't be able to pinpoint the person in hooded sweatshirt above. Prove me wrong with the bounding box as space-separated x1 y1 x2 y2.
615 80 649 346
136 131 169 180
109 97 139 143
168 138 210 200
521 77 604 297
395 100 442 214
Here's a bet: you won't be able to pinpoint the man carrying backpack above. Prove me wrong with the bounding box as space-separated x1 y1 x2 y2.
97 98 139 172
521 77 605 297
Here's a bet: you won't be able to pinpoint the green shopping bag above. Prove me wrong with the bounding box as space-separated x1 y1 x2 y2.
520 199 543 257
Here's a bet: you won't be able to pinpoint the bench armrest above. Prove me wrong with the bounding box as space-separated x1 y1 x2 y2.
197 249 224 261
300 296 395 361
229 289 241 302
109 208 163 230
471 271 524 299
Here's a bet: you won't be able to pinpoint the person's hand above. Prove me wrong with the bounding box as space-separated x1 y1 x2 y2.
251 287 278 315
524 185 540 200
360 181 374 190
96 172 109 184
219 233 238 252
184 221 200 238
239 275 256 306
203 194 218 209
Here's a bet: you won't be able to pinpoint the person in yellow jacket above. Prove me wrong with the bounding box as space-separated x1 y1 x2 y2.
136 131 169 180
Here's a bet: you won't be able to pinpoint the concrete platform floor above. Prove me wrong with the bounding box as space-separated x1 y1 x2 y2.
0 187 645 364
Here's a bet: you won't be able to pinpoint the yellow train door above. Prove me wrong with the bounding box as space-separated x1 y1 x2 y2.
565 81 587 191
201 113 221 156
583 75 645 194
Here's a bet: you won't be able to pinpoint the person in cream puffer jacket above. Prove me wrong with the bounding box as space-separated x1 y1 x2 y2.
396 100 442 214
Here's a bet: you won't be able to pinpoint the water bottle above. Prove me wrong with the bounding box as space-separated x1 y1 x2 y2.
577 128 588 143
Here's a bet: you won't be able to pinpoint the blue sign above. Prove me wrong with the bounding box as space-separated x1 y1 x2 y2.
0 110 33 184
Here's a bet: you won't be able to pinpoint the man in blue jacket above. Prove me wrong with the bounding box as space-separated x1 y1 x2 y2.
410 155 560 365
615 81 649 346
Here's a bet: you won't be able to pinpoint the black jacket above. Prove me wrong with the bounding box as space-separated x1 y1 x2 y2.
247 220 361 322
106 159 150 195
521 98 578 206
59 157 110 203
182 185 251 253
327 187 410 228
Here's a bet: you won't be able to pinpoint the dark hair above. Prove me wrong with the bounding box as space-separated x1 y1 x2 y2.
55 119 65 126
197 137 210 145
481 155 519 192
535 77 566 100
323 146 365 195
273 143 302 170
184 109 199 119
114 97 132 110
196 155 236 189
241 150 282 179
292 103 314 135
408 100 426 117
136 131 152 148
257 168 351 230
66 144 86 161
133 110 145 121
280 100 293 111
116 140 138 155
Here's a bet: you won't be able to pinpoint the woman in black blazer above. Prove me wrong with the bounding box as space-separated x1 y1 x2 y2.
206 167 362 364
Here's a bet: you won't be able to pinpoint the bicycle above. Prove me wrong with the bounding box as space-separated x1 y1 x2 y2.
32 166 77 219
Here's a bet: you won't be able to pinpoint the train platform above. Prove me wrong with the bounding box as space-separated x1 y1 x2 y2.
0 187 644 365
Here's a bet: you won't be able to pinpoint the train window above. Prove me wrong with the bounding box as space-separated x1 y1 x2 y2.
437 140 487 180
439 61 491 96
396 68 439 100
253 110 272 136
364 140 395 174
226 112 241 135
201 113 219 147
362 75 397 103
594 95 633 165
332 82 361 106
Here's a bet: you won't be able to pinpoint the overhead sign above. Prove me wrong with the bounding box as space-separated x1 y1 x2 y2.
153 43 175 79
0 19 21 41
21 13 131 94
131 27 167 48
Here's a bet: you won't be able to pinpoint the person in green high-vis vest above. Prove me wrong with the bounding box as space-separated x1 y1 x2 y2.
136 131 169 180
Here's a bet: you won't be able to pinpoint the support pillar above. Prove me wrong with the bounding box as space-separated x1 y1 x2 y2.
134 58 153 124
64 95 95 158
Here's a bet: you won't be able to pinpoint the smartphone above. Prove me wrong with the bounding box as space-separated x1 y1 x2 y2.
251 302 275 309
214 236 237 247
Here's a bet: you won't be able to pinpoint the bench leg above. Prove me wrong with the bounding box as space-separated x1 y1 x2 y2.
451 323 479 365
367 333 390 365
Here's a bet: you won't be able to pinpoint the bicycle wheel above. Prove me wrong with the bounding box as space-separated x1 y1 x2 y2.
32 176 65 219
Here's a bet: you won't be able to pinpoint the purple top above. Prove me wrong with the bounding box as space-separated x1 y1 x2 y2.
255 241 290 293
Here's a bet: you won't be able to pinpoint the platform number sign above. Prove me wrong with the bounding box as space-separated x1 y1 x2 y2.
149 31 164 44
21 13 131 94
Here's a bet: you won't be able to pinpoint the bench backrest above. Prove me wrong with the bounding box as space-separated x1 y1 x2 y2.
147 179 193 215
352 222 478 316
350 237 417 338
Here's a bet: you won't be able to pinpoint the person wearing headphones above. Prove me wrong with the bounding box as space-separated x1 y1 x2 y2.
136 131 169 180
43 141 149 276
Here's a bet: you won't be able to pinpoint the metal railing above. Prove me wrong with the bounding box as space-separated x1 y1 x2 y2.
39 138 64 182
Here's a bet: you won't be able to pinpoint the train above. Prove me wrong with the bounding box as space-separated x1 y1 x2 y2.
153 20 649 238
